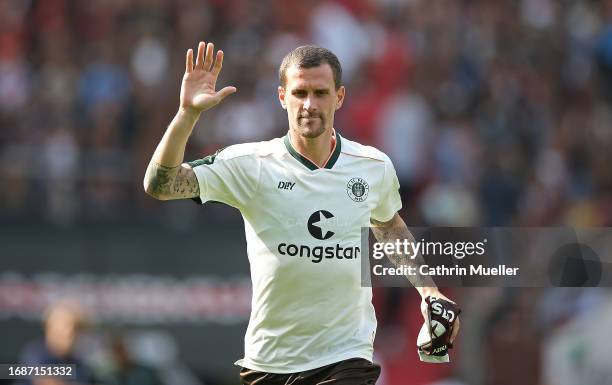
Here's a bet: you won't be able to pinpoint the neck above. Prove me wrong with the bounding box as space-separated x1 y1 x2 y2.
289 128 335 168
46 338 71 358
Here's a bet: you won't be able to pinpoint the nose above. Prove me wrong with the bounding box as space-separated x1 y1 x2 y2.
303 96 315 111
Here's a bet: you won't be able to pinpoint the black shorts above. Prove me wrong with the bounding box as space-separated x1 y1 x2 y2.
239 358 381 385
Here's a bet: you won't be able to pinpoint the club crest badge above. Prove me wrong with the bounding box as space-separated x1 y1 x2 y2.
347 178 369 202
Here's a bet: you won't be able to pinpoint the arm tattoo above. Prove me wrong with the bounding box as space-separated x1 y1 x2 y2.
371 216 435 288
172 166 200 197
144 161 199 199
145 161 176 197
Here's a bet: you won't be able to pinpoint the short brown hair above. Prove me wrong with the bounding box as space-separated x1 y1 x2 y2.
279 45 342 90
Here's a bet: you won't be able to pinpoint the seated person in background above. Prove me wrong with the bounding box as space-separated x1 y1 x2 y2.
100 334 163 385
17 300 97 385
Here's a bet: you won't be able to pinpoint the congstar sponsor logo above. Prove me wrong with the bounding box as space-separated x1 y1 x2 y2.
277 210 360 263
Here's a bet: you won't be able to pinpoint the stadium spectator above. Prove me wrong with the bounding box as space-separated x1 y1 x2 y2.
16 301 98 385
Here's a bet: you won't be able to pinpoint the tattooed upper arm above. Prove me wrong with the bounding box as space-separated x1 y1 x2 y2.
370 213 401 228
369 212 435 287
172 165 200 199
370 213 403 242
144 161 200 200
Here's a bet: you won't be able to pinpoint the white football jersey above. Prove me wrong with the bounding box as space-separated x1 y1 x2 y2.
188 130 401 373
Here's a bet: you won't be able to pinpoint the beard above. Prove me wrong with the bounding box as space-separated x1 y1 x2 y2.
295 113 327 138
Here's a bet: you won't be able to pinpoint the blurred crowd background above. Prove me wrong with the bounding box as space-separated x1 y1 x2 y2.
2 0 612 384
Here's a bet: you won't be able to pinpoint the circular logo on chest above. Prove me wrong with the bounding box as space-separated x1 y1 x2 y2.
347 178 369 202
307 210 335 240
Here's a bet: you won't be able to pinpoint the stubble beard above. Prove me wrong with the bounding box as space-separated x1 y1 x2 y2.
294 115 327 139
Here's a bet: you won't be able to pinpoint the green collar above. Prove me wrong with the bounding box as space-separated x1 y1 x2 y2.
284 132 342 171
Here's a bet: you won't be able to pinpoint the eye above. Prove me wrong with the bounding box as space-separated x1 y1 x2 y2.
292 90 307 98
315 90 329 96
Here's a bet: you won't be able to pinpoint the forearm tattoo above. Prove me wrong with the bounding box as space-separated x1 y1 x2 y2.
144 161 200 199
371 217 435 288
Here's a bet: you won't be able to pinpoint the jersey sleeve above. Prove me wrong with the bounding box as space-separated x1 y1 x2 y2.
371 156 402 222
186 147 261 209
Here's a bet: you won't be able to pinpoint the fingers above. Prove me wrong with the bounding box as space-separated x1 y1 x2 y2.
191 41 224 73
212 50 224 75
216 86 237 100
203 42 214 71
186 48 194 73
195 41 205 70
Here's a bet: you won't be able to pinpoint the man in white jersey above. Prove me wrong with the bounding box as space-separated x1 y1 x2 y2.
144 41 459 384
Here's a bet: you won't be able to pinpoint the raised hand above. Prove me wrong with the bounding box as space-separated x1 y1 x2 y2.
180 41 236 114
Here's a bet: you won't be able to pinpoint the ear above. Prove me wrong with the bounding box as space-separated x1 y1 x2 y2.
278 86 287 110
335 86 345 110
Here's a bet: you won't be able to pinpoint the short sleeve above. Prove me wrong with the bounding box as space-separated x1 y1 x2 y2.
186 147 261 209
371 157 402 222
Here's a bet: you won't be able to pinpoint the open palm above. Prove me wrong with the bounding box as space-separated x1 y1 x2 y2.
180 41 236 113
